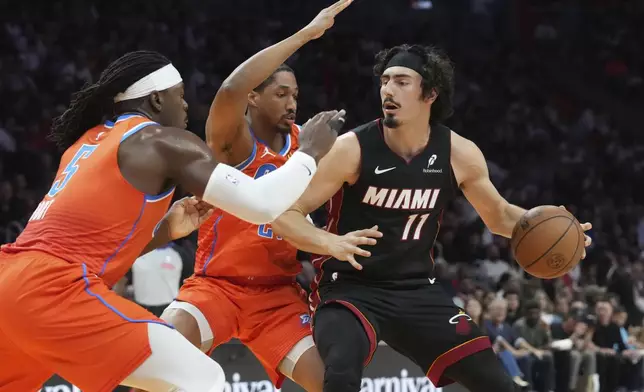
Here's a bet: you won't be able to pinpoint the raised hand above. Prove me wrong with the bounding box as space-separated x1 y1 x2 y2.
300 0 353 40
298 110 346 163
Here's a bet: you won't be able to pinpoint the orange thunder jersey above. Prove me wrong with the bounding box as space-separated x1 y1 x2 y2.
195 124 301 278
0 114 174 287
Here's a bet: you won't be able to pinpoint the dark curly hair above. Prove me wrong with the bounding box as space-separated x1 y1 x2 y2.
49 51 171 151
373 44 455 122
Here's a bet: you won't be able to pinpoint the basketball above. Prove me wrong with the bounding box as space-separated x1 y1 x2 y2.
510 205 585 279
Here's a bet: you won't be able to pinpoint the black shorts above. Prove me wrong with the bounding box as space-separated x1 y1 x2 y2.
311 278 492 387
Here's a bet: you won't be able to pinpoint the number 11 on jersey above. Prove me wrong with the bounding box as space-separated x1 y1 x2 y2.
402 213 429 240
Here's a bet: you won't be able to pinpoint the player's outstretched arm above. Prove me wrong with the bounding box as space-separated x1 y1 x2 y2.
453 132 593 258
272 132 382 270
451 132 526 238
454 133 594 257
205 0 353 164
149 111 343 225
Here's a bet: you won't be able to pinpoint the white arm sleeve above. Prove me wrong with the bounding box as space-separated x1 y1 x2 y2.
201 151 316 225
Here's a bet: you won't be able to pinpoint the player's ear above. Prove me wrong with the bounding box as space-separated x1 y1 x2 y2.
149 92 163 113
424 88 438 104
247 91 260 108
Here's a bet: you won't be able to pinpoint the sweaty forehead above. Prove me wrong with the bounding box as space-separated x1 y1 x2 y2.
382 66 421 79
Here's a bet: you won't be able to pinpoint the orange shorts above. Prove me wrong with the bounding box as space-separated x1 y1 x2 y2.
0 251 168 392
175 276 313 387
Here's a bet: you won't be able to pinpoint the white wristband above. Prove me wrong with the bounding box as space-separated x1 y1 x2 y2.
201 151 317 225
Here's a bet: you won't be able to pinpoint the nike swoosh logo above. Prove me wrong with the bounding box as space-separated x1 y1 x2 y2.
374 166 396 175
301 164 312 176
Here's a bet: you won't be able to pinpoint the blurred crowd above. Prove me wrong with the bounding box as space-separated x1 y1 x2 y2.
2 0 644 391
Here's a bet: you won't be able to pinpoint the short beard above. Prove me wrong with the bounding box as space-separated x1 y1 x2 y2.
275 122 292 134
383 114 400 129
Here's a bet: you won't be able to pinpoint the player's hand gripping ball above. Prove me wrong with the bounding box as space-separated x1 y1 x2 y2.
510 205 592 279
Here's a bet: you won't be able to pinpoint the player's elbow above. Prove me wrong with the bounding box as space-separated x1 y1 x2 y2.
205 134 217 152
209 82 245 117
217 80 245 101
244 197 299 225
244 205 280 225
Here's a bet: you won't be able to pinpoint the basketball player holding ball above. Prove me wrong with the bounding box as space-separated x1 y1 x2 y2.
271 44 592 392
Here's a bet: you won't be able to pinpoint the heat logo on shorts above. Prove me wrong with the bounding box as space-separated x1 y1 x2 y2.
449 310 472 335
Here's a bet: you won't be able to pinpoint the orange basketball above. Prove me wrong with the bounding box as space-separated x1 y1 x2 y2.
510 205 585 279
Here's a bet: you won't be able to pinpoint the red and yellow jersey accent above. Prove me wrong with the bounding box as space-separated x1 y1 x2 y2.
195 124 301 280
0 114 174 287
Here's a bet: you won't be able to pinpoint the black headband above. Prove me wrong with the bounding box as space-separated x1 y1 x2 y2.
385 51 426 77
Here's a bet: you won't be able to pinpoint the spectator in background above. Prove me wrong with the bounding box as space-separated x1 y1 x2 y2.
612 306 644 391
484 298 530 388
536 289 558 326
124 242 194 317
478 244 511 285
466 297 485 331
551 310 597 392
610 262 644 328
513 300 555 392
504 288 522 325
592 300 625 392
553 295 570 325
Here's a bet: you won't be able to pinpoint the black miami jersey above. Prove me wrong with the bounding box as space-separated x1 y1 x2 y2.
315 119 458 285
310 121 494 389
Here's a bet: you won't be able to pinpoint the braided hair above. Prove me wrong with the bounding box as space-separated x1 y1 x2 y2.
49 51 171 150
373 44 455 122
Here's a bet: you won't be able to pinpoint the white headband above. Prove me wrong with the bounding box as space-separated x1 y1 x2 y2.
114 64 183 103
